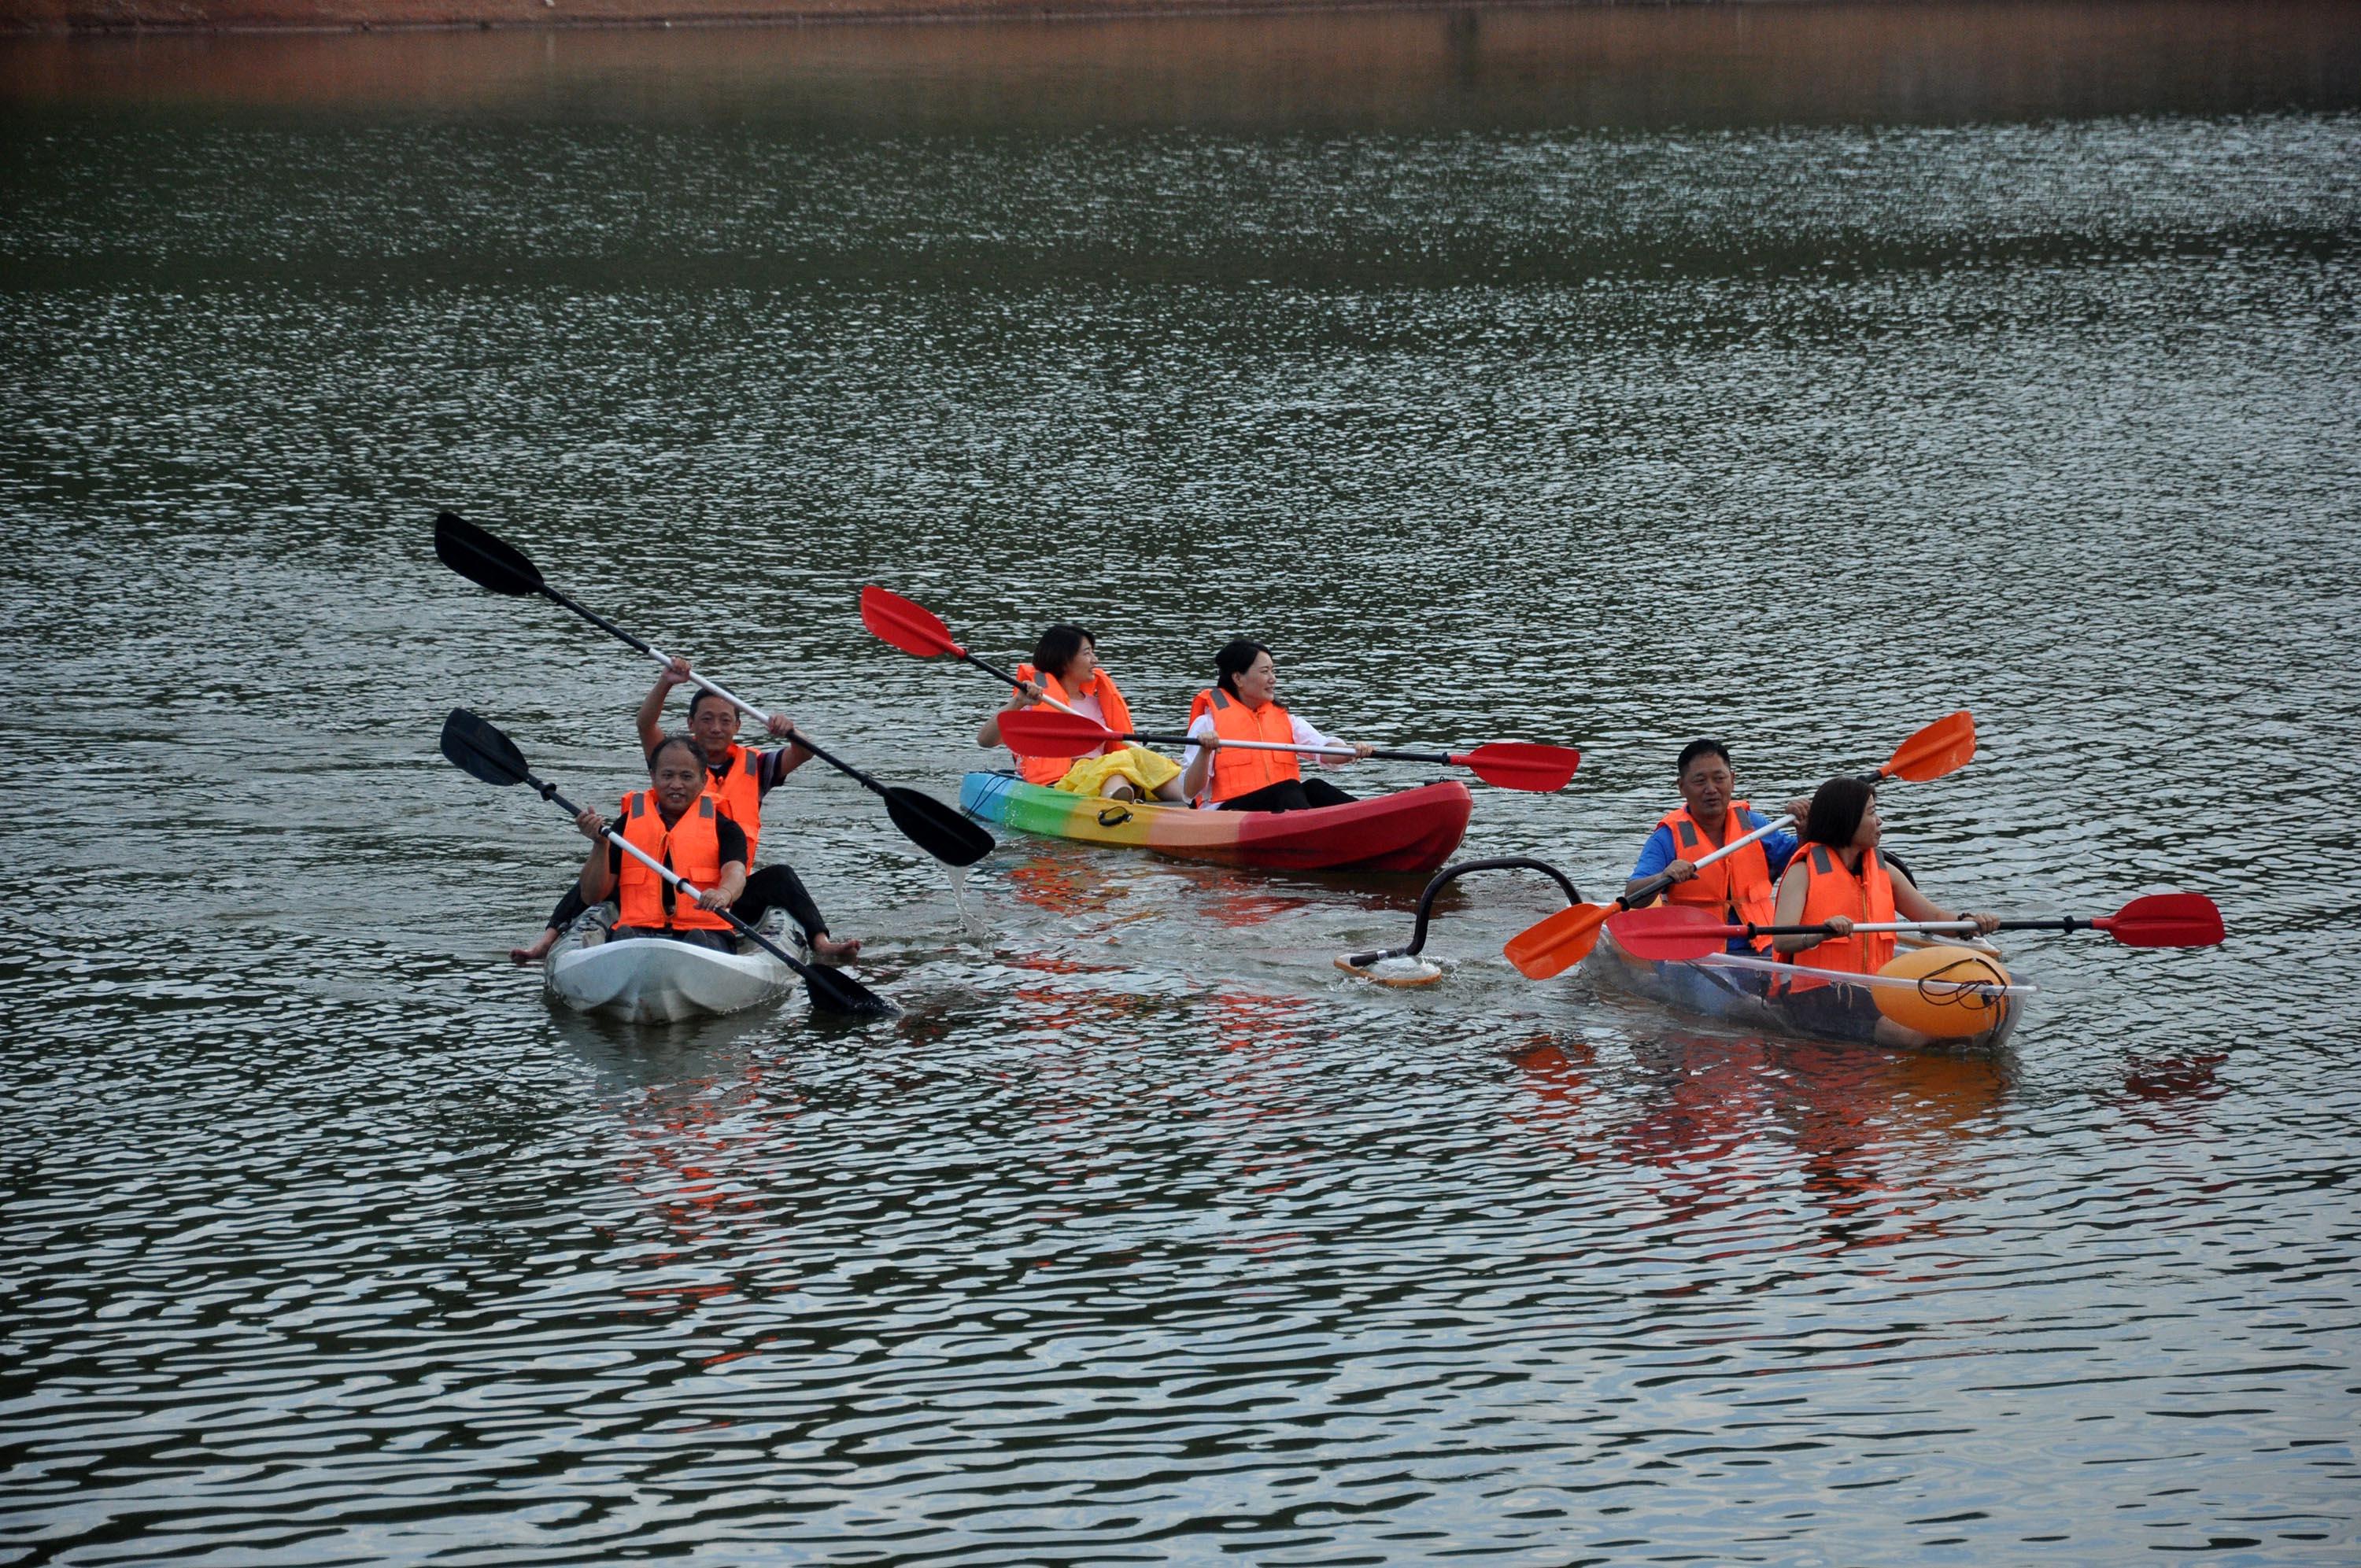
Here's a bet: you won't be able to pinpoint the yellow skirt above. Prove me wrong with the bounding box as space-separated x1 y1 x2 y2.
1055 745 1182 797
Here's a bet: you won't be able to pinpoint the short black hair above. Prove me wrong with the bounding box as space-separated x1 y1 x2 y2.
1032 624 1097 681
1215 638 1273 696
647 733 711 773
1676 739 1731 775
687 687 737 720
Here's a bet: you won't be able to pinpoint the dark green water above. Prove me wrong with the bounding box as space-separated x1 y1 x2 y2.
5 3 2359 1561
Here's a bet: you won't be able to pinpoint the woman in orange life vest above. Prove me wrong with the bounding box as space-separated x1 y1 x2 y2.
1177 639 1375 812
1623 739 1813 953
1772 775 2000 977
512 659 859 965
977 624 1186 803
571 735 751 951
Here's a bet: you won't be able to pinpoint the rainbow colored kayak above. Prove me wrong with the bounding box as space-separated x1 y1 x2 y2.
959 770 1470 873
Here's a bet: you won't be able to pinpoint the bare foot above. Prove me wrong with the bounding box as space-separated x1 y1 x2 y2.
509 930 558 966
813 933 863 965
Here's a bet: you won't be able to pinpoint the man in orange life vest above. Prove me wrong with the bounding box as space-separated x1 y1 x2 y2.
1624 740 1812 952
510 658 859 964
570 735 748 948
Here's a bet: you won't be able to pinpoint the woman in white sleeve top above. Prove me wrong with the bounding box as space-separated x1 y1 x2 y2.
1178 639 1374 811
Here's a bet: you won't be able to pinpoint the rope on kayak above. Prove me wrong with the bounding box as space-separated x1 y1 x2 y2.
1337 856 1584 987
1906 954 2012 1016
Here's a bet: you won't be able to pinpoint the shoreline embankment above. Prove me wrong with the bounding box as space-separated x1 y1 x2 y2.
12 0 1790 38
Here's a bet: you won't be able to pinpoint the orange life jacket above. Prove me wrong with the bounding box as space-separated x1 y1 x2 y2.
1657 802 1777 949
705 742 764 860
1189 687 1300 804
1784 842 1897 976
615 790 735 933
1010 663 1137 786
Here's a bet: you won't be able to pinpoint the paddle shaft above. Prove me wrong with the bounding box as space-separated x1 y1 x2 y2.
1689 917 2079 940
1624 809 1797 904
1102 728 1386 762
532 581 903 795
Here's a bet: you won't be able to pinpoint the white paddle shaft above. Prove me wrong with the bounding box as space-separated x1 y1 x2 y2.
1690 809 1800 869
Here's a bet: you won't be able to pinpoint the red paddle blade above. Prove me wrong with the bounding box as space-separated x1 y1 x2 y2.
1605 904 1742 961
2097 892 2224 948
1503 903 1612 980
1454 742 1581 793
861 585 963 659
997 707 1121 758
1880 710 1976 784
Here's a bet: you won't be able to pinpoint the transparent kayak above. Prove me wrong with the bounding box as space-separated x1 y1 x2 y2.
1583 928 2027 1051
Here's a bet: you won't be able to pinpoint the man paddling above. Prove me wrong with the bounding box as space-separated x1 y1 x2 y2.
511 658 861 965
1624 740 1810 950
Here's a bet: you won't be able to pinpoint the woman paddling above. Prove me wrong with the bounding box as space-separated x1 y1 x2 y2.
977 624 1185 804
1771 777 1999 1025
1178 639 1374 812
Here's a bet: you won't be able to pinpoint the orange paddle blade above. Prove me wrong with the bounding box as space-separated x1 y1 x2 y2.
2096 892 2223 948
997 708 1121 758
861 585 963 659
1879 710 1976 784
1604 905 1742 961
1454 742 1581 793
1503 902 1613 980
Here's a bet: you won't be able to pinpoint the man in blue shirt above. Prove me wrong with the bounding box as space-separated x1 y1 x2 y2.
1625 740 1810 948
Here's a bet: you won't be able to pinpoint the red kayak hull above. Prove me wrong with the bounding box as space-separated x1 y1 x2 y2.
961 772 1472 874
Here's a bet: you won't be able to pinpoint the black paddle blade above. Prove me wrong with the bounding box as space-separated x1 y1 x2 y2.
439 708 532 789
883 787 996 867
802 962 898 1020
435 511 546 597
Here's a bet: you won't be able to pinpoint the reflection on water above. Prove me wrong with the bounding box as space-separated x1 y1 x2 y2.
5 2 2360 1561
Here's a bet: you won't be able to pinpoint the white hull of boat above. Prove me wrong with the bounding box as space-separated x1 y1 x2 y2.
545 917 801 1024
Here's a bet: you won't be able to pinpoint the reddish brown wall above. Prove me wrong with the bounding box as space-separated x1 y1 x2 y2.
2 0 1660 34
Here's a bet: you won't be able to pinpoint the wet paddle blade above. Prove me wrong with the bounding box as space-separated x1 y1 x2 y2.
997 708 1121 758
1604 905 1741 962
439 708 531 788
883 786 997 867
802 962 897 1020
1503 903 1612 980
2098 892 2225 948
434 511 546 598
1879 710 1977 784
861 585 962 659
1457 742 1581 793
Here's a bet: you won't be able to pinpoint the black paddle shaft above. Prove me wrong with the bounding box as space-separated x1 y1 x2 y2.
434 513 991 868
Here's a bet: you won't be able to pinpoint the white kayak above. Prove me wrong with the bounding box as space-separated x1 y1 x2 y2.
544 907 804 1024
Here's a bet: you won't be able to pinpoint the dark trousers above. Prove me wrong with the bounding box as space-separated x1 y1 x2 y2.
1217 777 1356 813
547 862 829 940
